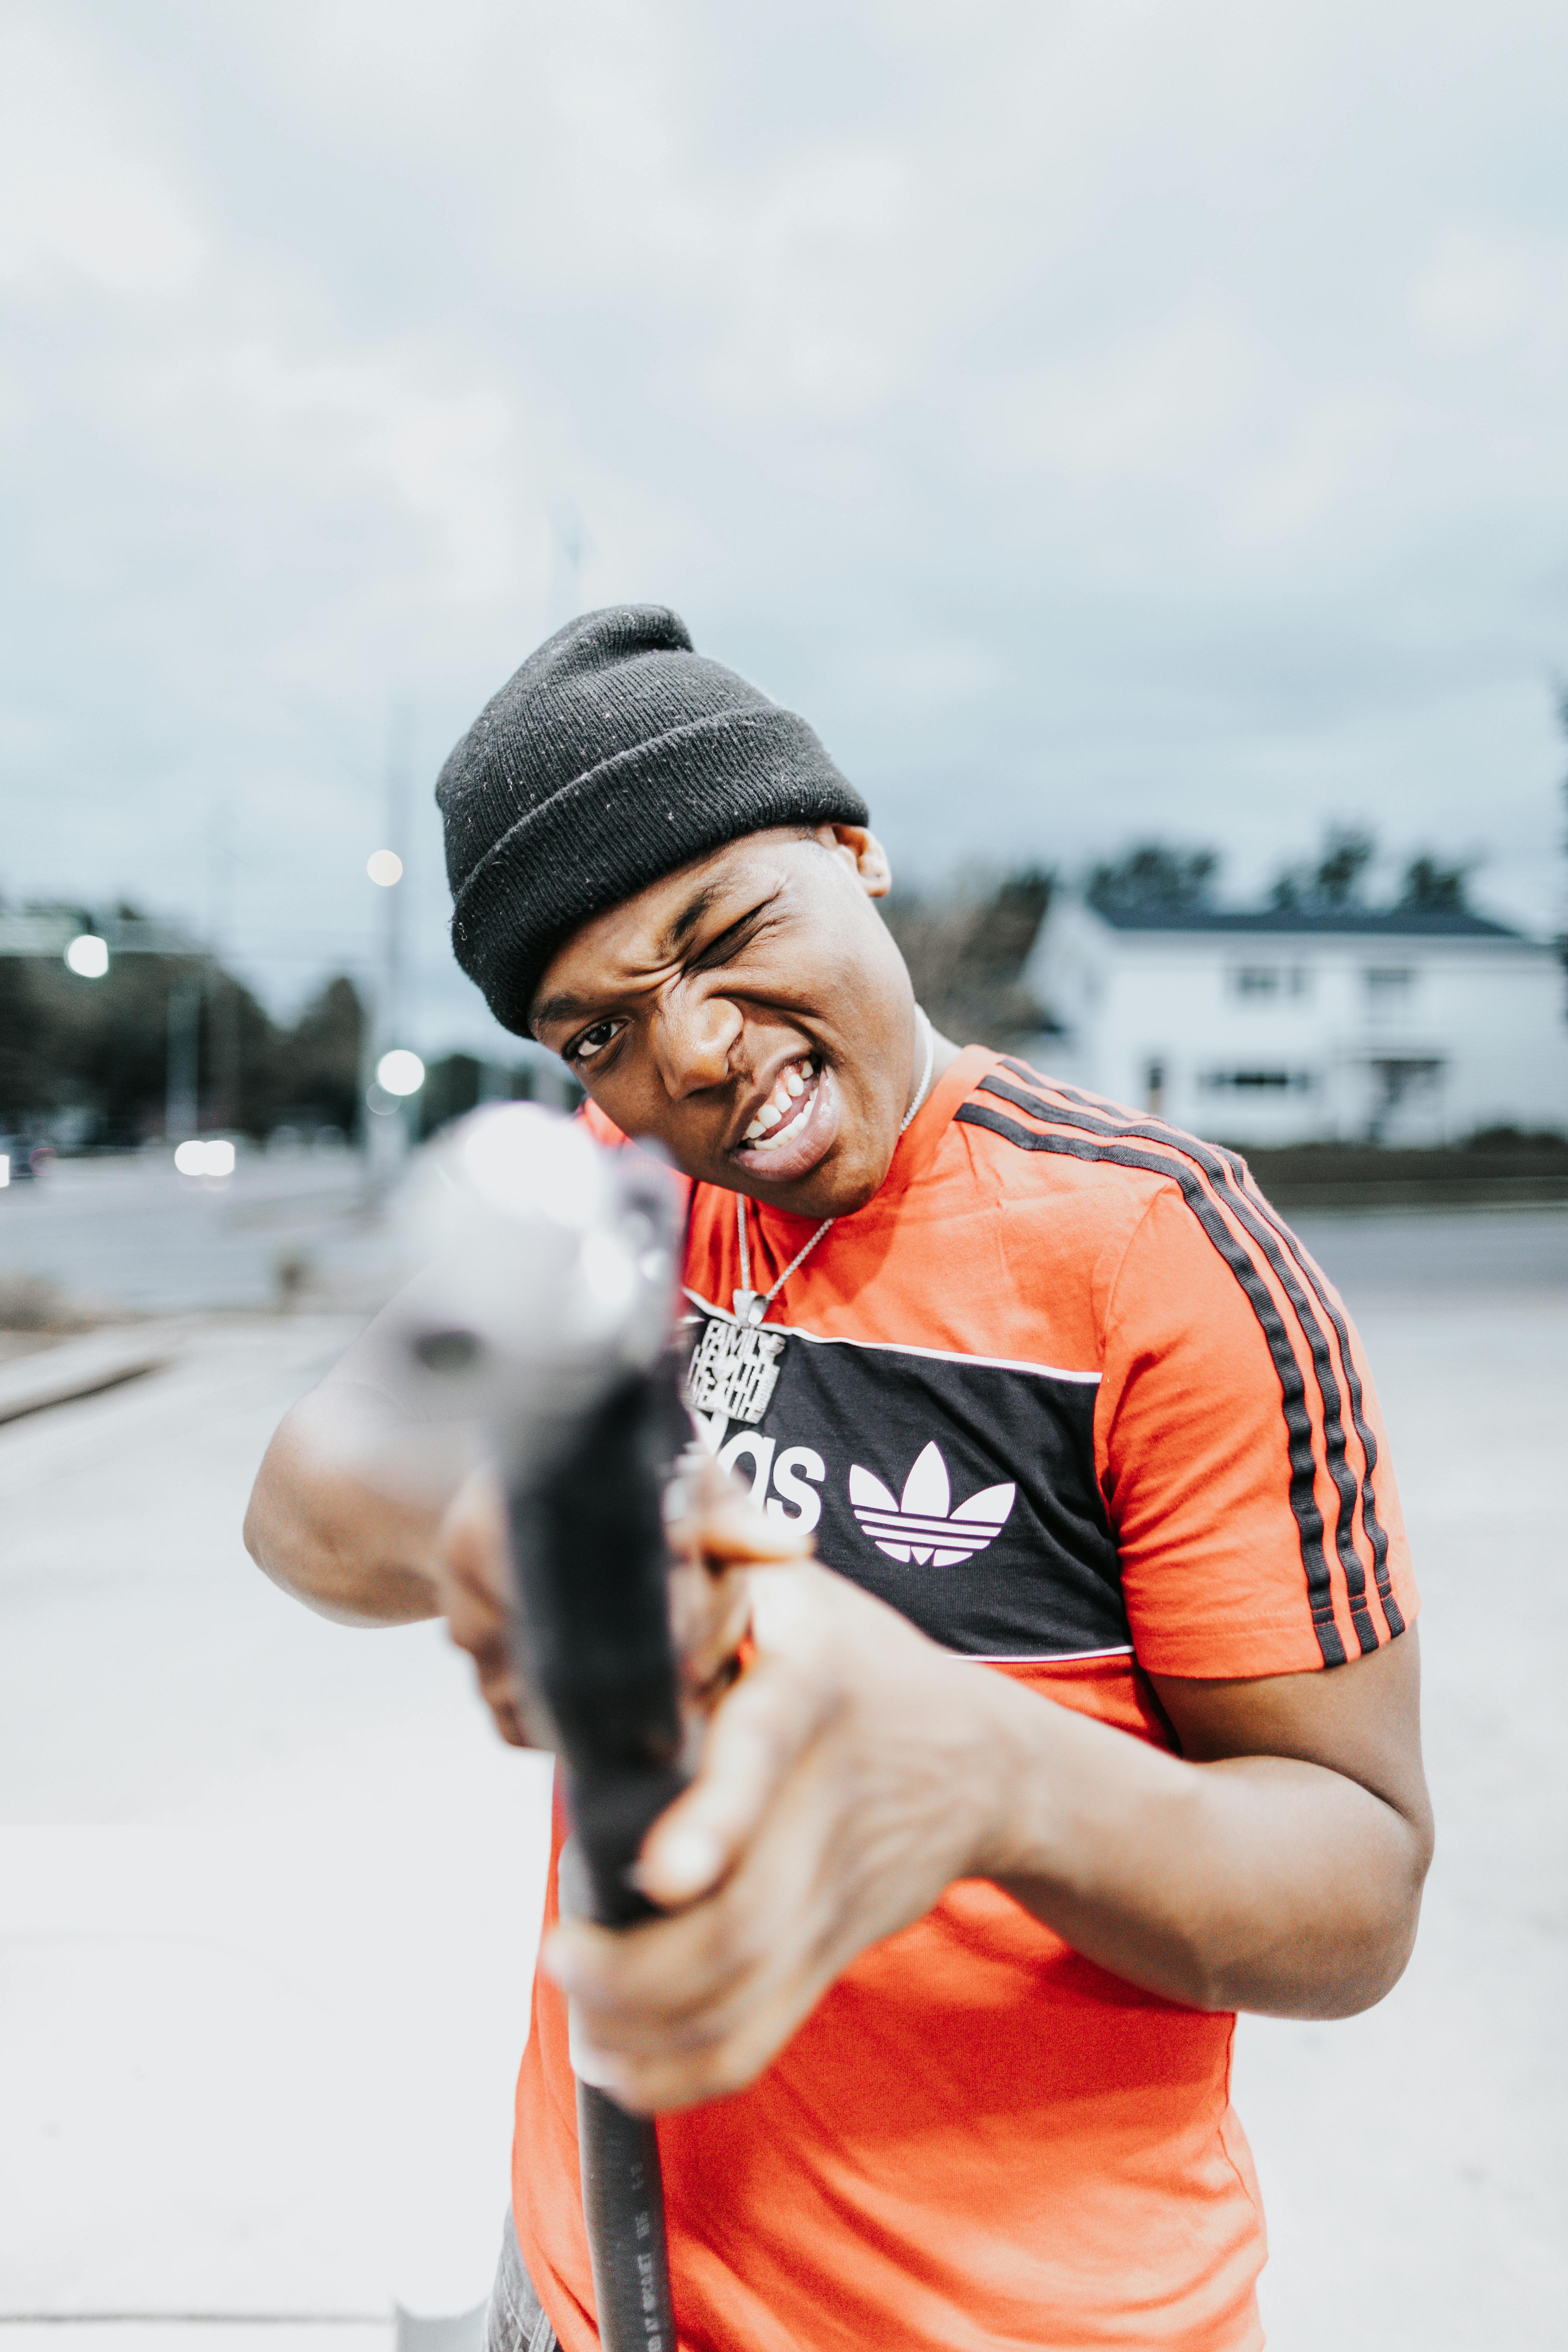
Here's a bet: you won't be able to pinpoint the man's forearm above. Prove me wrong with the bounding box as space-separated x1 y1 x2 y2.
244 1404 442 1627
978 1667 1429 2019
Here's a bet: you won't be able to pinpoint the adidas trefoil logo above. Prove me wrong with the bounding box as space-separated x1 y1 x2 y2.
848 1441 1016 1567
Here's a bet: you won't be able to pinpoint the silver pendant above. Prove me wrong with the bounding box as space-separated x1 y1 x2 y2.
685 1313 786 1427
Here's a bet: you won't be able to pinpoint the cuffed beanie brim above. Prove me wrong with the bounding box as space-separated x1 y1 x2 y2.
437 607 868 1033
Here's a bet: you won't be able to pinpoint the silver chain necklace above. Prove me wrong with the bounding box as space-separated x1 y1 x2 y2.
686 1010 935 1430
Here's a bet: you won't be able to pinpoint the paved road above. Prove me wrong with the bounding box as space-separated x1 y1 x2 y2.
1232 1257 1566 2350
6 1150 1562 1320
1292 1199 1568 1300
0 1151 403 1317
1 1201 1564 2348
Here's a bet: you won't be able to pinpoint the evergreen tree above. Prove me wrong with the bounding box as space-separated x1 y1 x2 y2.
0 958 47 1124
1399 855 1471 912
1270 825 1376 911
1087 844 1219 916
274 975 366 1133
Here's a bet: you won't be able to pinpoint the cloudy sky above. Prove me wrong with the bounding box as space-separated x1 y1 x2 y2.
4 0 1568 1057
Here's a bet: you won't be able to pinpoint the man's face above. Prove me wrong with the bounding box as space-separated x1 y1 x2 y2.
530 825 918 1218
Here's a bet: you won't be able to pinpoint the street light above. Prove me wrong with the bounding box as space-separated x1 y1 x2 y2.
174 1139 236 1178
376 1048 425 1098
367 849 404 887
65 932 109 979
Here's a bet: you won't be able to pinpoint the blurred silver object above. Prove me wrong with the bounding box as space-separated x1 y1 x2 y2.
338 1103 680 1503
376 1100 687 2352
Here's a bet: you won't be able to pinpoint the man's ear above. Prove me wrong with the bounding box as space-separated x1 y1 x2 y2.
821 823 893 901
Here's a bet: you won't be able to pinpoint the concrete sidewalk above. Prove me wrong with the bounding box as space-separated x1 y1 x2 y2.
1 1216 1564 2348
0 1314 553 2344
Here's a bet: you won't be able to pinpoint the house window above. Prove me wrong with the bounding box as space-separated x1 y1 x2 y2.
1202 1069 1317 1092
1364 967 1415 1002
1144 1059 1166 1114
1230 966 1312 1000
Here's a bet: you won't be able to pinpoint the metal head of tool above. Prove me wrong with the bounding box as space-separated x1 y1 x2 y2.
374 1101 681 1486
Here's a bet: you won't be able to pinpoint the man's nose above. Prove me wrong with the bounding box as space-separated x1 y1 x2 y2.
650 990 743 1099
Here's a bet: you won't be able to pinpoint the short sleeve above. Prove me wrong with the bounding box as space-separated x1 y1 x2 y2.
1096 1178 1418 1678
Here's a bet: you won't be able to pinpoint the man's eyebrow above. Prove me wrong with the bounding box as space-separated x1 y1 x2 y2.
530 990 595 1037
660 881 728 954
532 878 752 1034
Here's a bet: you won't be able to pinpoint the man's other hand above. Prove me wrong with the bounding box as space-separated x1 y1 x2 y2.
434 1448 808 1752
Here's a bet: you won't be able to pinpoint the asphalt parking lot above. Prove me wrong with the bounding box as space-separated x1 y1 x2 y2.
1235 1205 1566 2351
0 1168 1563 2350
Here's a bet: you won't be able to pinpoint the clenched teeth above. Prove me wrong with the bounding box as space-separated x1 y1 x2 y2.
744 1057 819 1148
752 1097 814 1150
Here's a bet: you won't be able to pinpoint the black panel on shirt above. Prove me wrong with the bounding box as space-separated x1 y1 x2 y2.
713 1324 1129 1660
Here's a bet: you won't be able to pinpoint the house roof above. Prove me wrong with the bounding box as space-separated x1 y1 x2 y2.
1089 904 1528 941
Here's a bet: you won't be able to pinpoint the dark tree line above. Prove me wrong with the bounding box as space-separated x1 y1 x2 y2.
1087 844 1218 917
1086 828 1476 918
0 954 366 1146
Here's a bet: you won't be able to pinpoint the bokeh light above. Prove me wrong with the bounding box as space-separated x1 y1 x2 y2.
64 934 109 979
376 1048 425 1097
174 1139 237 1178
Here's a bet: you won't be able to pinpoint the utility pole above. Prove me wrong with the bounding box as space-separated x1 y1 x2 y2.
363 701 418 1190
381 704 412 1065
548 499 586 630
165 973 202 1143
206 806 241 1133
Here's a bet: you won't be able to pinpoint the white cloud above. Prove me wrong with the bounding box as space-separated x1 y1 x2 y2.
981 314 1263 488
4 0 1568 1048
153 334 529 611
0 13 207 294
703 149 915 417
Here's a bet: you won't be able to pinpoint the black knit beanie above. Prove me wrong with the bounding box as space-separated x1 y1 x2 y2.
437 604 869 1033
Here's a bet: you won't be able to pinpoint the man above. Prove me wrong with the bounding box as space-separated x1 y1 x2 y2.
245 606 1431 2352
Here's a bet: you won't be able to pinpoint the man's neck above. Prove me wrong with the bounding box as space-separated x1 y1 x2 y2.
921 1024 964 1102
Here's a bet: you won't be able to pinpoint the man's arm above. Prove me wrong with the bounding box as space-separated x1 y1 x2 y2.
249 1353 1431 2106
987 1632 1429 2018
541 1550 1432 2114
1134 1643 1430 2014
243 1385 443 1626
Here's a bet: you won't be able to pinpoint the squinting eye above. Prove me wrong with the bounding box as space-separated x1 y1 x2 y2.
571 1020 621 1065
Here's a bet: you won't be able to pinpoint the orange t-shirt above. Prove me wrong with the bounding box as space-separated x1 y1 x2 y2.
513 1048 1419 2351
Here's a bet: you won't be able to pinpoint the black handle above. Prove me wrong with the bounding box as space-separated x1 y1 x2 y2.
504 1355 690 2352
576 2082 677 2352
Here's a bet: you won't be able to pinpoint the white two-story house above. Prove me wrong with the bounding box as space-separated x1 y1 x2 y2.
1023 896 1568 1146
